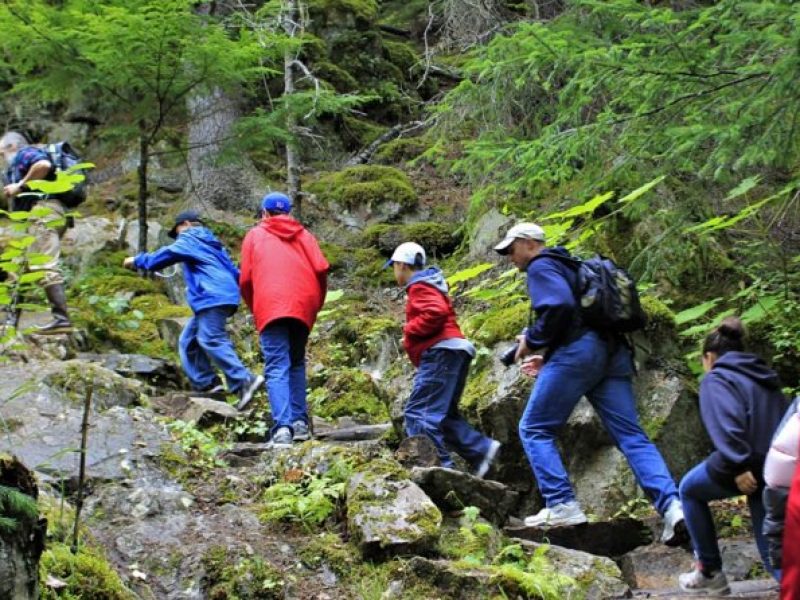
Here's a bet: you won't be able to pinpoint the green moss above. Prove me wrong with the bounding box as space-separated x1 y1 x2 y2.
201 546 284 599
314 61 360 92
361 221 460 256
40 544 134 600
298 533 358 576
382 40 418 73
463 302 529 347
309 165 417 212
375 137 429 165
338 114 389 148
309 0 379 23
319 241 347 272
352 247 396 286
460 367 495 415
641 295 676 329
308 367 389 423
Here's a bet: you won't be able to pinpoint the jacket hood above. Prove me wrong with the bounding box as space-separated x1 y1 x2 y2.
407 267 448 294
180 226 225 250
261 214 304 241
714 351 782 390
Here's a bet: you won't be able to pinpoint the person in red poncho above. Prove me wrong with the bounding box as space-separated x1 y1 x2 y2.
239 192 329 447
782 441 800 599
389 241 500 477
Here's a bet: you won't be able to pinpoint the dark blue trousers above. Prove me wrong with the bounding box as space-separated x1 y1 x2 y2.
405 348 491 469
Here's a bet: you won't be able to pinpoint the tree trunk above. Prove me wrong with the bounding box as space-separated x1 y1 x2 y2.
284 0 302 220
137 129 149 254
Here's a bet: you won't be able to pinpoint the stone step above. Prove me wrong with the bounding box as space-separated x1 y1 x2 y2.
314 423 391 441
504 517 653 558
633 578 778 599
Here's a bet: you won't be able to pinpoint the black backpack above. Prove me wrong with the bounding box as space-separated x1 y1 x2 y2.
45 142 88 208
540 252 647 334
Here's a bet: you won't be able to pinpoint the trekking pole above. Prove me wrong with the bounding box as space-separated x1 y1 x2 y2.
71 379 93 554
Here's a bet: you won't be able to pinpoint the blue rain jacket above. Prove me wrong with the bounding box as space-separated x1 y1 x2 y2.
133 226 241 313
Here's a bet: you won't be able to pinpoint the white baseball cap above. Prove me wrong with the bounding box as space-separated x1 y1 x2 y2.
493 222 546 255
384 242 426 268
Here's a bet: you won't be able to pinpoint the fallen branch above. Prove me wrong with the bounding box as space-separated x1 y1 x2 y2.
345 120 427 166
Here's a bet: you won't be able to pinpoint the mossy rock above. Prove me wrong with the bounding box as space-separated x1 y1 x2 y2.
319 241 347 272
352 247 395 287
463 302 529 347
310 165 417 213
336 114 389 149
361 221 460 257
313 60 360 92
382 40 418 74
640 295 676 330
298 533 358 576
40 543 135 600
308 367 389 423
308 0 379 25
374 137 430 165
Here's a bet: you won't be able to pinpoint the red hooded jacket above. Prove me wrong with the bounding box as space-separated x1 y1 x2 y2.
240 215 329 333
403 267 465 367
782 444 800 599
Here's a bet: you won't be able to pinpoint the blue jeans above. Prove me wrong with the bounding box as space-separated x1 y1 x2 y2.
179 305 251 393
405 348 492 469
259 318 309 435
680 461 773 576
519 330 678 513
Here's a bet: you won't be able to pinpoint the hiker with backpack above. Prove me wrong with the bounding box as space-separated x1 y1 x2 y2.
1 131 73 334
123 210 263 405
389 241 501 477
677 317 786 594
493 222 685 543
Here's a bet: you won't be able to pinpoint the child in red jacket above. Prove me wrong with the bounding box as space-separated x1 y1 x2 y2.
389 242 500 477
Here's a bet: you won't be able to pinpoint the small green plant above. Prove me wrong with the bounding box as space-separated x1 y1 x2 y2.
259 460 352 530
167 419 230 469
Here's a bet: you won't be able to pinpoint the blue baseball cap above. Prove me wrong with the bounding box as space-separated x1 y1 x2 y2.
261 192 292 215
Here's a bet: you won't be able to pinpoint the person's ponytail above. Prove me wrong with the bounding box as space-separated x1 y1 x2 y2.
703 316 746 356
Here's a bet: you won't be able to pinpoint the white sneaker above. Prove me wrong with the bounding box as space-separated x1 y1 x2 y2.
235 374 264 412
524 501 588 527
292 420 311 442
661 498 687 546
474 440 501 479
678 565 730 595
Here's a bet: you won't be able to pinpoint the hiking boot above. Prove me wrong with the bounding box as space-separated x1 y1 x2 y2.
661 498 688 546
678 564 730 595
36 283 73 335
524 501 588 528
235 374 264 411
271 427 293 448
292 420 311 442
474 439 501 479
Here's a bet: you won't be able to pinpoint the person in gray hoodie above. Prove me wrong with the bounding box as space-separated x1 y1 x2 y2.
388 242 500 477
678 316 787 595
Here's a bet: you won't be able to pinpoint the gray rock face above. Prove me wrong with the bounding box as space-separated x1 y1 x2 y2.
411 466 519 527
0 361 170 487
180 396 239 426
125 220 163 254
470 356 707 518
467 208 512 259
78 352 183 389
395 435 441 469
42 359 147 409
157 316 191 352
347 463 442 556
61 216 122 273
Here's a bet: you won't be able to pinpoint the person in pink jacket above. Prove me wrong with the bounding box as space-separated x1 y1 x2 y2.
239 192 329 447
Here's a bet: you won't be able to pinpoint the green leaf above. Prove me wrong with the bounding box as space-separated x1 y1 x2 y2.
543 191 615 220
725 176 761 200
740 295 780 324
674 298 722 325
618 175 666 204
18 271 46 284
446 263 494 286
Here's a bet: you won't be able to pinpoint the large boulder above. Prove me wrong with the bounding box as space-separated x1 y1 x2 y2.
0 361 170 487
77 352 183 389
60 216 122 274
346 459 442 556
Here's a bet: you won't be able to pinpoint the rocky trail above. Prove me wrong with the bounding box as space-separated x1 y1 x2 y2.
0 335 779 599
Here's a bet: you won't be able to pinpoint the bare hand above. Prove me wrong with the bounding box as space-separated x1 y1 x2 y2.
3 182 23 198
123 257 136 270
514 334 532 362
520 355 544 377
734 470 758 495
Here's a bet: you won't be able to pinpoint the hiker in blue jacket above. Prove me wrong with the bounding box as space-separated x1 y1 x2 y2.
123 210 263 405
678 317 786 594
494 222 685 543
